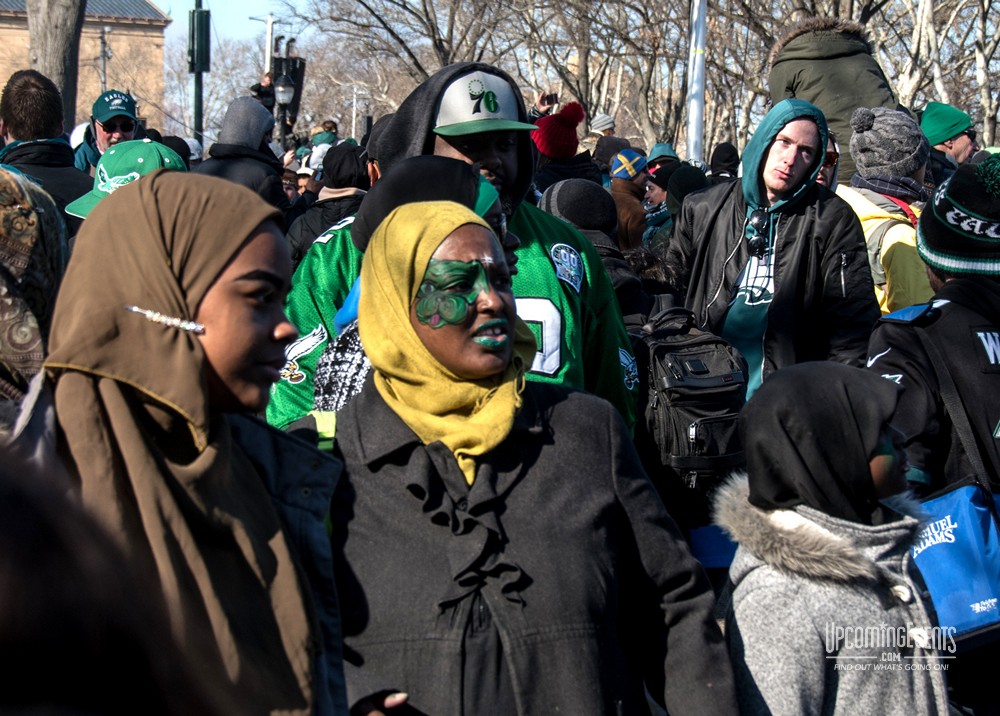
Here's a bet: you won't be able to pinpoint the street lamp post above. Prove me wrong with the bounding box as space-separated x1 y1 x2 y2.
249 14 279 80
352 85 369 141
274 74 295 150
99 25 113 93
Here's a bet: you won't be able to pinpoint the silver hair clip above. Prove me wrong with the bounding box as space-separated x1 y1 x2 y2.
124 305 205 334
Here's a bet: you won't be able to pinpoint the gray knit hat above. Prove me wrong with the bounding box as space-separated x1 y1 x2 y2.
539 178 617 236
590 113 615 134
218 96 276 149
850 107 929 179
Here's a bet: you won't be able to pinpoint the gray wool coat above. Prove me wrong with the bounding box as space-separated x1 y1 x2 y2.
714 476 950 716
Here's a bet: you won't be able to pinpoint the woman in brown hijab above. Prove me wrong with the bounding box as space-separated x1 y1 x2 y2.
43 170 348 715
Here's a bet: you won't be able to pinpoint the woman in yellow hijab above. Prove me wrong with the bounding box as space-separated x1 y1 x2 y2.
333 201 737 715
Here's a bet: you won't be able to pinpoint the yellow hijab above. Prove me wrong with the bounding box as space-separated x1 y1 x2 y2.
358 201 536 484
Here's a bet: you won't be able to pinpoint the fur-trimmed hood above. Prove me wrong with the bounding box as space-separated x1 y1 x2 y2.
715 474 924 586
768 17 872 69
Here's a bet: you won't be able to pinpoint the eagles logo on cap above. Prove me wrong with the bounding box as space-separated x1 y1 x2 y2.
66 139 186 219
92 90 138 124
433 70 537 137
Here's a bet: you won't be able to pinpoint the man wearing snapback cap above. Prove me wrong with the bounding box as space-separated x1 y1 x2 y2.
66 138 186 220
375 62 639 429
74 89 142 174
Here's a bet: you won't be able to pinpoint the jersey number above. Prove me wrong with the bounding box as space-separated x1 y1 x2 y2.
517 298 561 376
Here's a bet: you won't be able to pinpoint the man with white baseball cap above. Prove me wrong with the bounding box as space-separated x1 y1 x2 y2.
373 63 639 428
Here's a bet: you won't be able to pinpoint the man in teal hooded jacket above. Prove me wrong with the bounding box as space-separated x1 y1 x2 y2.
666 99 879 396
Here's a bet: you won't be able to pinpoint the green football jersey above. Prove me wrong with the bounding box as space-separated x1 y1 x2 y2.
266 203 638 431
266 216 363 429
510 202 638 429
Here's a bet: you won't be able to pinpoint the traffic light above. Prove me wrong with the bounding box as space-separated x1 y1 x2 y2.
188 9 210 73
286 56 307 126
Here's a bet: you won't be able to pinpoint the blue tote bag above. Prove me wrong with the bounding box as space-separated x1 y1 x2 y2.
910 328 1000 649
911 477 1000 646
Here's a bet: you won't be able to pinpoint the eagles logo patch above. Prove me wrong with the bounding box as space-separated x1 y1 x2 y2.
279 325 327 384
96 163 140 195
549 243 583 293
619 348 638 391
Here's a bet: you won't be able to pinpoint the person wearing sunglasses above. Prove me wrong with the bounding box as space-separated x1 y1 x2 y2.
920 101 980 187
73 89 143 175
815 130 840 190
665 98 879 398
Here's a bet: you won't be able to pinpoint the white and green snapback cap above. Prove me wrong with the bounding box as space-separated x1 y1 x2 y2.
433 70 537 137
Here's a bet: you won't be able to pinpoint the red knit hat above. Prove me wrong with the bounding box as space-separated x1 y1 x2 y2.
532 102 584 159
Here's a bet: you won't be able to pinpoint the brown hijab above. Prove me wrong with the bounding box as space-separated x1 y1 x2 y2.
45 171 318 714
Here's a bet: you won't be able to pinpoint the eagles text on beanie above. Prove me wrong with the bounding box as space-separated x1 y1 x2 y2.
917 153 1000 276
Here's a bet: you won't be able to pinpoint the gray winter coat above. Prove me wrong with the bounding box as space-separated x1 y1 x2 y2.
715 476 950 716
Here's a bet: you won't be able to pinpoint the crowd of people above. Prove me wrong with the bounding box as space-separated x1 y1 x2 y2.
0 14 998 716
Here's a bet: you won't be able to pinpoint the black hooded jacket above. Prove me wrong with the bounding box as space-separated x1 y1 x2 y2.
376 62 536 208
195 143 291 214
1 139 91 236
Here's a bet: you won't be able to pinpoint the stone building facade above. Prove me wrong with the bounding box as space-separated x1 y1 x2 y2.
0 0 170 128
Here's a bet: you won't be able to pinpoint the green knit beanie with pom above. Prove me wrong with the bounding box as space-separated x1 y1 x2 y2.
917 153 1000 275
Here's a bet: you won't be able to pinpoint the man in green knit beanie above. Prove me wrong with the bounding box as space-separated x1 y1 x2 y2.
921 100 980 187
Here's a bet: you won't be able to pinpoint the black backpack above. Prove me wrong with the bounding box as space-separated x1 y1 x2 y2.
627 307 749 530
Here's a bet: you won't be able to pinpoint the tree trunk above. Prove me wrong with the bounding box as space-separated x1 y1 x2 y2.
26 0 87 128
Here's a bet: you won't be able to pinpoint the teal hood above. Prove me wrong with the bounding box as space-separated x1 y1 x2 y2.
741 99 828 212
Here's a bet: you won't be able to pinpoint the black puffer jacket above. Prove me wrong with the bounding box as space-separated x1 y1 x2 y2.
194 143 291 214
667 179 879 376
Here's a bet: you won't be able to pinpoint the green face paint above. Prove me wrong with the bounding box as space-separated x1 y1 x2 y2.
415 259 492 328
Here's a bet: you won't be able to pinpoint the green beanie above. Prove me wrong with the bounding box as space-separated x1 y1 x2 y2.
921 101 973 146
